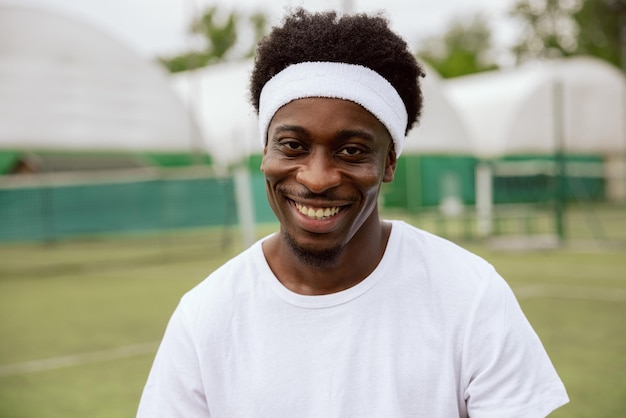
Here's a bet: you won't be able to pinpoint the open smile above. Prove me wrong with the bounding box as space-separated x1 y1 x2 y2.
293 201 344 220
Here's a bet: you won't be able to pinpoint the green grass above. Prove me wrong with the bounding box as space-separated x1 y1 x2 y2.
0 356 154 418
0 214 625 417
470 246 626 418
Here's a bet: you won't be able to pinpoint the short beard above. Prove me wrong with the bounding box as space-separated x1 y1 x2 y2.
282 229 342 269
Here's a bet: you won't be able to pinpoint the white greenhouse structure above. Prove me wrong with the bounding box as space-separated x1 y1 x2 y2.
170 60 261 168
445 56 626 158
0 5 203 173
446 56 626 204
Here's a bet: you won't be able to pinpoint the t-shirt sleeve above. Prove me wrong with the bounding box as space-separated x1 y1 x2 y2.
462 269 569 418
137 300 210 418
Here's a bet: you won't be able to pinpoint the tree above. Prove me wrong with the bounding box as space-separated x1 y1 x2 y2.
509 0 622 67
574 0 622 68
245 12 269 58
416 14 499 78
159 7 268 73
192 7 239 60
510 0 581 62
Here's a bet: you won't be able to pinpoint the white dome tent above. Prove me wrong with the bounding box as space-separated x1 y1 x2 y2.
445 56 626 158
404 63 473 155
391 63 475 214
170 60 260 168
445 56 626 236
0 5 202 170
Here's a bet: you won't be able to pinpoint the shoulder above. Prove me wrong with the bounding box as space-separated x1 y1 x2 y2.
383 220 512 323
388 220 496 281
176 237 271 324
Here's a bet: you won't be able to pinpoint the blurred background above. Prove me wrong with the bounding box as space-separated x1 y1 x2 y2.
0 0 625 417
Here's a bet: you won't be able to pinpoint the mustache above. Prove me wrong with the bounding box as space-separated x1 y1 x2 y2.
277 187 356 203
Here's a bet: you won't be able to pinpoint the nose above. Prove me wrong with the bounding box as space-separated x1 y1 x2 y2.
296 150 341 194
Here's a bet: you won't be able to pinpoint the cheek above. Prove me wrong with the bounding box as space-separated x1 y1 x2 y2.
260 153 279 179
360 170 386 196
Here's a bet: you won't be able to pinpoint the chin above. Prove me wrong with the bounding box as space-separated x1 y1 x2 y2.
282 229 343 269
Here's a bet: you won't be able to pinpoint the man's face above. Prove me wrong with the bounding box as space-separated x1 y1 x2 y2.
261 97 396 264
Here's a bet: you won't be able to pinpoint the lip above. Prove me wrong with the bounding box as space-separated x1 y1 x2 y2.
288 198 349 233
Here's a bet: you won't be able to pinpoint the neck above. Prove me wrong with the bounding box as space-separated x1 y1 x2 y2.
263 219 392 295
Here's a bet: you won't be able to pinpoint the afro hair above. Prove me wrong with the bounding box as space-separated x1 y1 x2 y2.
249 8 425 135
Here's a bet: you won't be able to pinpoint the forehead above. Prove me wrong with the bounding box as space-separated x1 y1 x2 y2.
270 97 389 136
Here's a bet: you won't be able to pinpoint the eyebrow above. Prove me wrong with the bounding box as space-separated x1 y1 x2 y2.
336 129 375 143
271 124 307 137
271 125 376 143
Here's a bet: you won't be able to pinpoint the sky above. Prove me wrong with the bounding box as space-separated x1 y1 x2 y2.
5 0 521 63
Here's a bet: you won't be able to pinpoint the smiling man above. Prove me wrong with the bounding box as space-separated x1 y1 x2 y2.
138 8 569 418
261 96 395 293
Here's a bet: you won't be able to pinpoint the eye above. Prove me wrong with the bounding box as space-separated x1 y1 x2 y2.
284 140 303 150
338 146 365 157
277 139 307 155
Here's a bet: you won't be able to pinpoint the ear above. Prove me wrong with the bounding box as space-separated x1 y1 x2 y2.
383 144 396 183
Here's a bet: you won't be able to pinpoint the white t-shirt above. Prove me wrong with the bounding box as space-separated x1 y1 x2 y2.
138 221 568 417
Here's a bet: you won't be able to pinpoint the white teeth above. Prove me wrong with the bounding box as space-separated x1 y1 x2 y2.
295 202 341 220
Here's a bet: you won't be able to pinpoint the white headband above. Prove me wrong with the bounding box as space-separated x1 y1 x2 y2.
258 61 408 156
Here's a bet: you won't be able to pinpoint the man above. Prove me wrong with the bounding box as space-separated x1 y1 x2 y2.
138 9 568 417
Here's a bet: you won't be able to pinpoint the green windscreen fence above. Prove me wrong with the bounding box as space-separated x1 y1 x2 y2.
0 171 236 243
0 151 19 174
1 154 607 243
492 155 606 204
246 154 277 224
383 155 477 210
383 154 607 211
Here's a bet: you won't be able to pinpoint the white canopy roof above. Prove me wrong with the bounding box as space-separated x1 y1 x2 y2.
403 63 473 155
0 6 201 153
171 60 473 166
445 56 626 157
171 60 260 167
